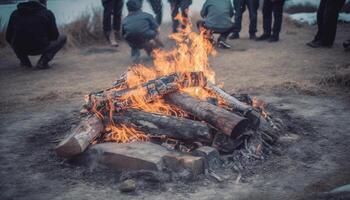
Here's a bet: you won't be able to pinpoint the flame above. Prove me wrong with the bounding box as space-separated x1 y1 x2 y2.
252 97 269 118
91 15 218 143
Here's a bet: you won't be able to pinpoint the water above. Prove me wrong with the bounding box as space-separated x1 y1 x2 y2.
0 0 206 29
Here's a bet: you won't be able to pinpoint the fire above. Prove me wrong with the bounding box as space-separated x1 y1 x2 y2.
91 15 218 143
252 97 269 118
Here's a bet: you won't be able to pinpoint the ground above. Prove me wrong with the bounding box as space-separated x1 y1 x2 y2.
0 14 350 200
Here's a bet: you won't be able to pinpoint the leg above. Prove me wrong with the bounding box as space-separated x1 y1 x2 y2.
102 0 113 38
271 0 285 39
314 0 326 42
12 47 32 67
112 0 124 35
320 0 346 46
131 47 141 63
179 0 191 30
37 35 67 68
233 0 244 34
170 1 180 33
246 0 259 37
262 0 272 35
148 0 163 25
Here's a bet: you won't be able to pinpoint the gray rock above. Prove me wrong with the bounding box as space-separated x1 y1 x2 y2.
119 179 136 193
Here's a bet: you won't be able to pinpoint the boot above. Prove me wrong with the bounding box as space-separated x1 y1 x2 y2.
256 33 271 41
36 57 51 69
268 35 279 42
229 32 240 40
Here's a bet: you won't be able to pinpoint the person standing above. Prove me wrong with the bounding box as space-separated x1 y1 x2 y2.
141 0 163 25
6 0 67 69
307 0 346 48
122 0 163 63
168 0 192 33
102 0 124 46
256 0 285 42
230 0 259 40
198 0 235 49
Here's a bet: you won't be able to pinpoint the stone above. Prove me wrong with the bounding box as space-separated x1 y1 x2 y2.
163 154 204 175
192 146 222 169
119 179 136 193
88 142 171 171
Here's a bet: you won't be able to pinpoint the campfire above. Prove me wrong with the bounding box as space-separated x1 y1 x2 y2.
55 19 281 176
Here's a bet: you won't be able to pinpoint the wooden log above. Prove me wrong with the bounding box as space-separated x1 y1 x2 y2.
165 92 249 138
205 81 262 128
56 115 103 157
112 109 212 142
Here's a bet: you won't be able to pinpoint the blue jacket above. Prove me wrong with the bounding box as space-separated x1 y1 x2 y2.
201 0 234 30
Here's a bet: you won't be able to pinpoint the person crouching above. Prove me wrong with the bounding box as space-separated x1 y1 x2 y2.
197 0 235 49
122 0 163 63
6 0 67 69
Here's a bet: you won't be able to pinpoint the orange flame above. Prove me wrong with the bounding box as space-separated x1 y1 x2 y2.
91 15 218 143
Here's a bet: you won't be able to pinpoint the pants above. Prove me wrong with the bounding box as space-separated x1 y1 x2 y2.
125 30 158 57
314 0 346 46
197 20 234 42
233 0 259 35
102 0 124 33
12 35 67 65
142 0 163 25
262 0 285 37
169 0 192 33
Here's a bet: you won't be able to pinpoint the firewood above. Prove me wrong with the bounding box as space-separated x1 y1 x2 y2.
204 81 262 128
56 114 103 157
112 109 212 142
165 92 249 138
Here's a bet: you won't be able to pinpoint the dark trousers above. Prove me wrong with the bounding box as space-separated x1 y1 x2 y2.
12 35 67 66
102 0 124 33
262 0 285 37
314 0 346 46
143 0 163 25
233 0 259 35
125 30 158 57
197 20 234 42
170 0 191 33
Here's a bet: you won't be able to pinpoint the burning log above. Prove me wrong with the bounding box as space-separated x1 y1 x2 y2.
56 115 103 157
165 92 249 138
205 82 262 128
112 109 212 142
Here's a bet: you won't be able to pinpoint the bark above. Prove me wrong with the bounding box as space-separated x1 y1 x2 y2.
205 81 262 128
165 92 250 138
56 115 103 157
112 109 212 142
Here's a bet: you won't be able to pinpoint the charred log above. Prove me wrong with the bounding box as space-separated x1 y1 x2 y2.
165 92 249 138
56 115 103 157
112 109 212 142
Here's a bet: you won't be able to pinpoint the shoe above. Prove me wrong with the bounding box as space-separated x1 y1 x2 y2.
229 32 240 40
218 40 231 49
20 62 32 68
36 59 51 69
256 33 271 41
268 35 279 42
249 34 257 40
306 40 332 48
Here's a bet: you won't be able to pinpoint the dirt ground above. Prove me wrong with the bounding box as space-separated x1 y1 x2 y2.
1 13 350 200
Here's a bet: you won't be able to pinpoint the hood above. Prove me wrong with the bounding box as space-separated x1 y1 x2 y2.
127 0 142 12
17 1 46 14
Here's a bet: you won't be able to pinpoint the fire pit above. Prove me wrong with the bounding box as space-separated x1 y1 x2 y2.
55 21 282 178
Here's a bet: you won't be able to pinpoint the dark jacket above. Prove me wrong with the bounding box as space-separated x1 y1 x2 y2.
122 10 159 40
6 1 59 54
201 0 234 30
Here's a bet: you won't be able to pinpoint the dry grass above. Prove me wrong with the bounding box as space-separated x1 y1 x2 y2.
61 8 104 48
319 66 350 88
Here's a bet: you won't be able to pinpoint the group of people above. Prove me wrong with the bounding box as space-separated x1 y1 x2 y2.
5 0 349 68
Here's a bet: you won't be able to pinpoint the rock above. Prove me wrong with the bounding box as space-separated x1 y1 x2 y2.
192 146 222 169
163 154 204 175
119 179 136 193
88 142 171 171
278 133 300 143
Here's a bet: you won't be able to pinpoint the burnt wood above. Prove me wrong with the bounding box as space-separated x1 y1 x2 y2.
165 92 249 138
112 109 212 142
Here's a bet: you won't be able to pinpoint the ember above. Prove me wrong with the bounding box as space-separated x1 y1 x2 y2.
56 18 281 173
